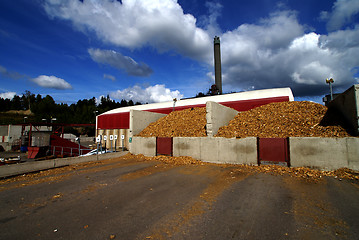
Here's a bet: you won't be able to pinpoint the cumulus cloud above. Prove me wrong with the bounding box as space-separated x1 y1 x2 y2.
109 84 183 103
0 91 16 99
43 0 212 62
89 48 152 77
219 10 359 96
320 0 359 31
42 1 359 98
32 75 72 90
103 74 116 81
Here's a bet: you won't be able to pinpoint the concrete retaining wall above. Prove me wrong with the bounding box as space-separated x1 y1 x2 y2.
0 151 127 178
328 84 359 135
130 110 166 137
136 136 258 165
206 101 238 137
131 136 359 171
290 137 359 171
130 137 156 157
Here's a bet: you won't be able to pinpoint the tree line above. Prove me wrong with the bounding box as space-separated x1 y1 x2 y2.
0 91 141 125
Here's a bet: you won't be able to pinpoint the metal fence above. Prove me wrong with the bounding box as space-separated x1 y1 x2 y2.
51 145 90 157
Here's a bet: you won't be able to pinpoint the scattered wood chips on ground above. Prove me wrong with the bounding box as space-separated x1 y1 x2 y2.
124 153 359 182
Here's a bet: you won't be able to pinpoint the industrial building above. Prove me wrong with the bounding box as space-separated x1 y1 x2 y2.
96 87 295 149
96 36 294 149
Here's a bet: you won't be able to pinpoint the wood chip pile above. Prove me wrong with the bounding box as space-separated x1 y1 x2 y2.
215 101 351 138
137 107 207 137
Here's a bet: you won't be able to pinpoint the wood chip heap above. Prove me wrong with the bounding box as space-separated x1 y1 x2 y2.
137 107 207 137
137 101 352 138
215 101 351 138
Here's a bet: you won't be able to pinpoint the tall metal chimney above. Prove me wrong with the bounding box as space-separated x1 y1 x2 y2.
214 36 222 94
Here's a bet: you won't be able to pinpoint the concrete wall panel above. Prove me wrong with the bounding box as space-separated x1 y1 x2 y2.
219 137 257 165
130 110 166 137
347 137 359 171
206 101 238 137
173 137 201 159
328 84 359 135
130 137 156 157
289 137 350 170
200 137 220 163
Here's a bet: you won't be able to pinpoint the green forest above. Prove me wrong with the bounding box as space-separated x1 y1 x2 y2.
0 91 141 135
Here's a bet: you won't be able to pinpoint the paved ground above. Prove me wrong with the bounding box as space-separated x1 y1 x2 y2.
0 155 358 240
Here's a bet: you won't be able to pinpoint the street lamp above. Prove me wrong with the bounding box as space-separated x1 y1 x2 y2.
94 110 99 152
172 98 177 112
326 78 334 101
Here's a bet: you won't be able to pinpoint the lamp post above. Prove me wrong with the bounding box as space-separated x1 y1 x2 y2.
172 98 177 112
93 110 99 156
326 78 334 101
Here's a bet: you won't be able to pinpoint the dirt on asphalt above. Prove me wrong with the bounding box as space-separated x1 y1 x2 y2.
0 153 358 239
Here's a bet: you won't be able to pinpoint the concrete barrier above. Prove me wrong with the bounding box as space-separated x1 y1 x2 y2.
218 137 257 165
130 110 166 136
206 101 238 137
0 151 128 178
328 84 359 135
289 137 359 171
130 137 156 157
173 137 202 160
160 137 257 165
131 136 358 171
200 137 220 163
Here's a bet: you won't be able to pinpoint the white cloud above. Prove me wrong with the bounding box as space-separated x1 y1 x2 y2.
42 1 359 97
109 84 183 103
320 0 359 31
103 74 116 81
32 75 72 90
0 91 16 99
88 48 152 77
218 10 359 96
44 0 212 62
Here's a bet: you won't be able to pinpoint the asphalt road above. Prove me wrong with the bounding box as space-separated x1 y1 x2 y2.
0 155 358 240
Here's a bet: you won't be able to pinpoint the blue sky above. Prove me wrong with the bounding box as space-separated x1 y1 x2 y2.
0 0 358 104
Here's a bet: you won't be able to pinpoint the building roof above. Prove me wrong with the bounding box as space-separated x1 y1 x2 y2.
99 87 294 116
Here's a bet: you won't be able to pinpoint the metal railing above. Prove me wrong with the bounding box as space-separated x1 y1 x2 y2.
51 145 90 157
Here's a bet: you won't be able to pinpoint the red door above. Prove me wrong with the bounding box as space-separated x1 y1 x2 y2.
258 138 290 166
156 137 173 156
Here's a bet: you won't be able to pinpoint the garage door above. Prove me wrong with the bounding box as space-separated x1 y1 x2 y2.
258 138 290 167
156 137 173 156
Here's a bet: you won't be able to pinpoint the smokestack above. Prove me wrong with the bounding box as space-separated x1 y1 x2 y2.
214 36 222 94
